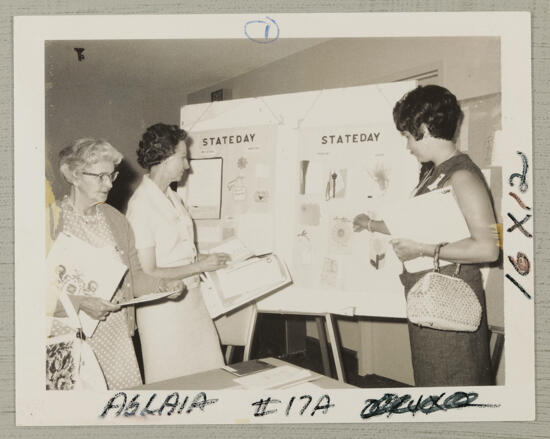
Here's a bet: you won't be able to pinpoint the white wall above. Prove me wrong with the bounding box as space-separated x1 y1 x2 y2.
188 37 500 103
46 40 188 211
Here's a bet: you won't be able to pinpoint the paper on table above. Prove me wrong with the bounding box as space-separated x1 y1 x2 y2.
233 365 313 389
382 187 470 272
117 291 176 307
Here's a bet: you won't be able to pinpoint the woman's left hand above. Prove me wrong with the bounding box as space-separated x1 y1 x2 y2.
390 238 423 262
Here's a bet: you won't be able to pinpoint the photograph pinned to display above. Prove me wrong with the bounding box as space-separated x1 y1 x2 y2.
303 160 324 196
253 189 269 203
368 234 388 270
320 256 339 288
298 160 309 194
299 202 321 226
366 156 391 195
178 157 223 219
324 168 347 200
296 229 314 266
328 217 353 255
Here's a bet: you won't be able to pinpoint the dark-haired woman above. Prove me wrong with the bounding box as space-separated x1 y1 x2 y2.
353 85 499 387
126 123 229 383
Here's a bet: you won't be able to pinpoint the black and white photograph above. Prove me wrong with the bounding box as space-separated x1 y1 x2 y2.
14 12 534 425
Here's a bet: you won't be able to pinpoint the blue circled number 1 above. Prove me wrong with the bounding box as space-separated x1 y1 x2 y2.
244 16 280 44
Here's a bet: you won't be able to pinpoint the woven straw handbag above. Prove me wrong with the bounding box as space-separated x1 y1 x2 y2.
406 243 482 332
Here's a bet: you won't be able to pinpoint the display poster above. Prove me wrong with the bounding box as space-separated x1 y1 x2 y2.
185 125 278 255
292 125 419 292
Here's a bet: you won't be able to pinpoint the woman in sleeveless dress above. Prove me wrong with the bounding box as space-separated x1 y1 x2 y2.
353 85 499 386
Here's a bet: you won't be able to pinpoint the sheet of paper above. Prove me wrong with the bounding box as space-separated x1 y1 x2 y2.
216 255 286 299
233 365 313 389
117 291 175 307
201 253 291 318
305 161 324 195
178 158 222 219
46 233 128 337
382 187 470 272
236 212 274 255
195 225 224 244
208 236 254 264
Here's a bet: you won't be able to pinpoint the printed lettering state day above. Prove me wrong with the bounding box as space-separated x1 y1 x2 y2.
202 133 256 146
321 132 380 145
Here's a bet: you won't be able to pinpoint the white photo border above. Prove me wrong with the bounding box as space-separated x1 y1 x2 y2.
14 12 534 425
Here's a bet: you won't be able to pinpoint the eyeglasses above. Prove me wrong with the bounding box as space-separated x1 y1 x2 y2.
81 170 119 183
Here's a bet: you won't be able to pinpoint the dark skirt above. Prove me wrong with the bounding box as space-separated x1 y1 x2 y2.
400 264 493 387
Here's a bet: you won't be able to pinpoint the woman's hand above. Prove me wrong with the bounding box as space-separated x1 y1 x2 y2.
198 252 231 272
353 213 371 232
159 278 186 300
390 238 425 262
73 295 120 321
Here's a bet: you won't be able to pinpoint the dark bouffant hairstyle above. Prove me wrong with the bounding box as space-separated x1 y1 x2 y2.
137 123 188 170
392 85 463 141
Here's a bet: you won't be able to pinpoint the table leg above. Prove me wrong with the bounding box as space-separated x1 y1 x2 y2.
325 313 346 382
315 316 332 377
243 305 258 361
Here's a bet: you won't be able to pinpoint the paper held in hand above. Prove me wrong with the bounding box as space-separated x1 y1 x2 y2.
382 187 470 272
117 291 176 307
45 233 128 337
200 238 291 318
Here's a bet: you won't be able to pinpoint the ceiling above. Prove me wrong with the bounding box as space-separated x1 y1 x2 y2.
46 38 329 93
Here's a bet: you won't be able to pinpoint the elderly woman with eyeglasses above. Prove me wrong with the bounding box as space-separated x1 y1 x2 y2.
47 138 183 389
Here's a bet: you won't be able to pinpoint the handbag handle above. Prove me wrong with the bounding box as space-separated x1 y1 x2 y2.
433 242 461 276
58 291 86 340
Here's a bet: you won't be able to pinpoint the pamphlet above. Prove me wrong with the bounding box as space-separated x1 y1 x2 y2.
46 233 128 337
200 238 292 318
222 359 276 377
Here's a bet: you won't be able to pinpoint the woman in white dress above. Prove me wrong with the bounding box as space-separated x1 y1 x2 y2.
126 123 230 384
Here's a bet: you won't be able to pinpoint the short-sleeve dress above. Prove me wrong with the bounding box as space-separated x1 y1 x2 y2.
126 175 224 384
399 153 494 387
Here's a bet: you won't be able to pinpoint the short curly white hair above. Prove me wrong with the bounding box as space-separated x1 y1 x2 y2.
59 138 123 182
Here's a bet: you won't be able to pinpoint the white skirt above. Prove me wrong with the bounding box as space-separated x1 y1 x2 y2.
136 286 224 384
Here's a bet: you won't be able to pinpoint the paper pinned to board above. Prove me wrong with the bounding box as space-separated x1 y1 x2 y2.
382 187 470 272
178 158 223 219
